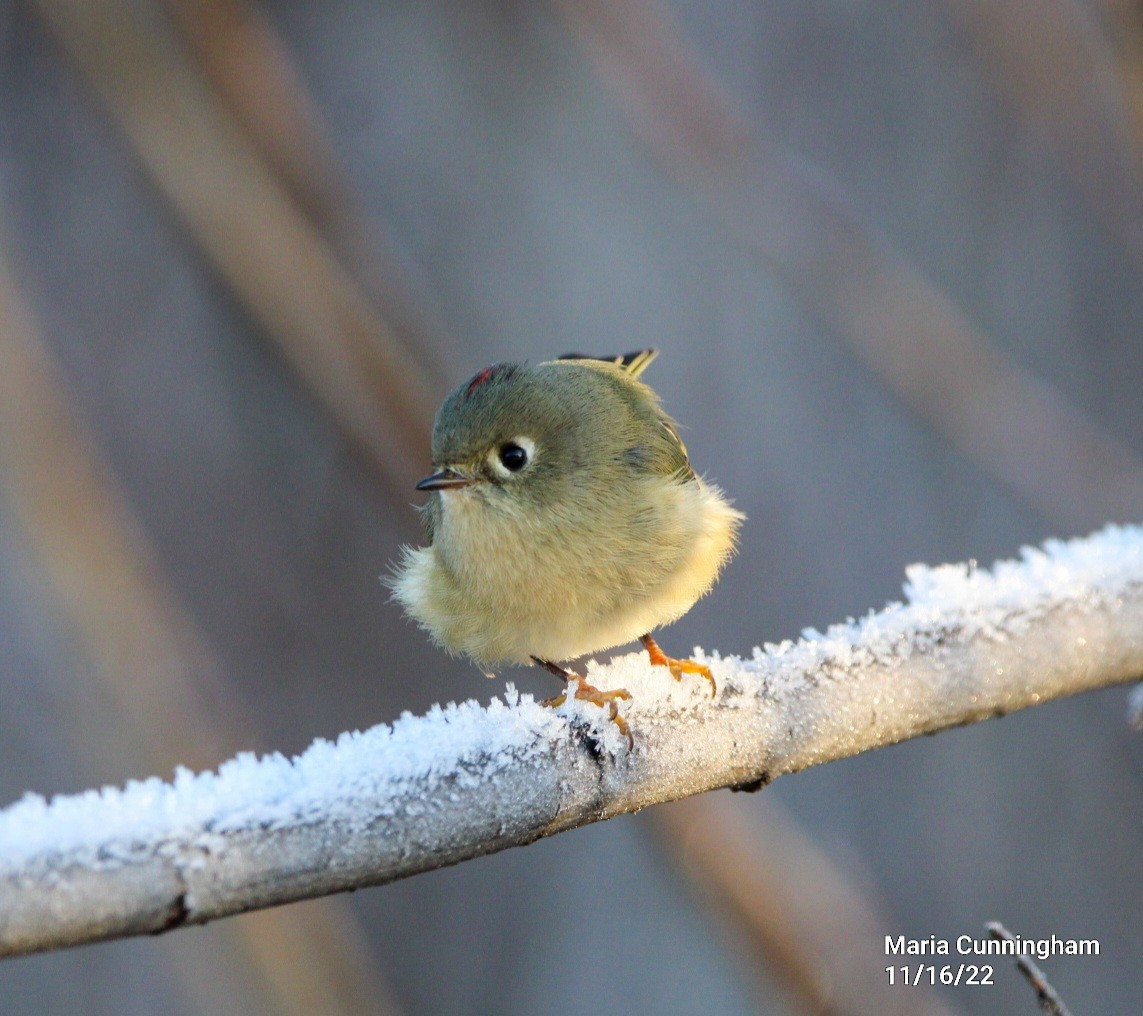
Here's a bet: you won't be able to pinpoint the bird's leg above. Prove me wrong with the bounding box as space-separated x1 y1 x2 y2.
533 657 631 707
640 633 717 698
533 656 632 747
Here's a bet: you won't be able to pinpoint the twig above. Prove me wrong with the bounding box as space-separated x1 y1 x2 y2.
986 922 1076 1016
1 525 1141 958
33 0 438 493
654 796 966 1016
941 0 1143 259
159 0 450 378
552 0 1143 532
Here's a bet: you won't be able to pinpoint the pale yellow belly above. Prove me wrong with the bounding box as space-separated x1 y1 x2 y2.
390 478 742 668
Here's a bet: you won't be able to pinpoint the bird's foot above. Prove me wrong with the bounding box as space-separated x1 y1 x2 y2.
640 633 716 698
534 657 633 748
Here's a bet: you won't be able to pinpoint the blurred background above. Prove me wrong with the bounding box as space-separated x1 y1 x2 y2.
1 1 1141 1013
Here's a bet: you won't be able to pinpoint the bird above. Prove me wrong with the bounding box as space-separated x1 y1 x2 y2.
387 349 743 745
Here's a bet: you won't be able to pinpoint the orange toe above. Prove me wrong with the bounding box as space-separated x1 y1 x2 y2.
536 657 633 747
640 634 717 698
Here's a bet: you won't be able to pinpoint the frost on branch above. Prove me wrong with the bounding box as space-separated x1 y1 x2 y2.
2 525 1142 957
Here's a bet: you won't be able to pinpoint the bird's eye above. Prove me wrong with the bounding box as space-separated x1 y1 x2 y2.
487 436 536 479
498 442 529 472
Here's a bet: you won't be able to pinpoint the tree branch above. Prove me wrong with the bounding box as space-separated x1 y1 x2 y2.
2 525 1141 958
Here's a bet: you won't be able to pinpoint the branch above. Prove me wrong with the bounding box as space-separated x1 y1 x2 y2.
986 922 1076 1016
2 526 1142 958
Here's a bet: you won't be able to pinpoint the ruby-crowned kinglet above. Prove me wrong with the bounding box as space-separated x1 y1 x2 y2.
389 350 743 743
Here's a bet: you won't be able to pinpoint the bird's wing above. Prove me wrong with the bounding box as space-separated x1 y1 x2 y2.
557 348 659 378
556 348 691 478
646 410 693 481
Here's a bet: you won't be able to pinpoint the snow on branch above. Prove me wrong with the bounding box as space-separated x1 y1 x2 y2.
3 525 1142 958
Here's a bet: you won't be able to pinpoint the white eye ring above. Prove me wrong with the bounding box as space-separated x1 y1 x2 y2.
488 436 536 479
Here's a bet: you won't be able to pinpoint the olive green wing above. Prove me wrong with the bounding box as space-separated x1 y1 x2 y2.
644 409 694 480
556 348 691 478
656 413 693 478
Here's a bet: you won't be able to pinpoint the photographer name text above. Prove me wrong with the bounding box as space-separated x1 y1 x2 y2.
886 933 1099 960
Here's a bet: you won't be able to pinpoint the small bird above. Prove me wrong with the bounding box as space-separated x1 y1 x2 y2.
388 350 743 744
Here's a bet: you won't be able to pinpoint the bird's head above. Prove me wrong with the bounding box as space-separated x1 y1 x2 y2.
417 362 596 513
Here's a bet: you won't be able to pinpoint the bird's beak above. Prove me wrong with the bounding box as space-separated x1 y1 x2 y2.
416 467 473 491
